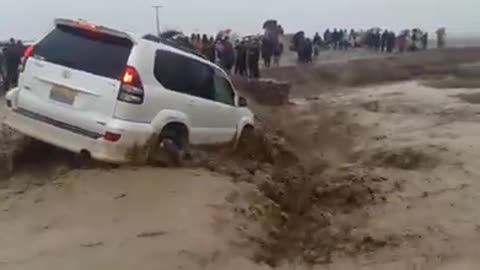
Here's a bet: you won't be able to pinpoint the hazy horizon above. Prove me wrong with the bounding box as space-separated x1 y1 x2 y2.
1 0 480 40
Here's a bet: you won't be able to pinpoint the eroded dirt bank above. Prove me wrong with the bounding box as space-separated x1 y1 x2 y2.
263 47 480 98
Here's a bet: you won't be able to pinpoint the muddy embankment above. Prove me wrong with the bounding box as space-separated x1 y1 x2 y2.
260 47 480 97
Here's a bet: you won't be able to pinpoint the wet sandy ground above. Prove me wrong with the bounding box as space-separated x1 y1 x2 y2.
0 168 264 270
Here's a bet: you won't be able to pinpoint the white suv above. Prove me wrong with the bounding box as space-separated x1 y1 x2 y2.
4 18 254 164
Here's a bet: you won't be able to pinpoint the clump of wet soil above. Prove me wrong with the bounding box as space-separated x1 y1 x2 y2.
0 126 25 179
368 147 438 170
252 166 393 266
422 76 480 90
361 100 381 113
455 93 480 104
422 63 480 90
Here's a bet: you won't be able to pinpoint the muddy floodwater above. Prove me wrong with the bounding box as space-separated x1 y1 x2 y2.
2 48 480 269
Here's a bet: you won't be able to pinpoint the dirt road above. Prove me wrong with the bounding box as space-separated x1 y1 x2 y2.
2 49 480 269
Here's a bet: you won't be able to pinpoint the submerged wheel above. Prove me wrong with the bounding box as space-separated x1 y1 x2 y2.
148 124 189 167
237 125 255 149
235 125 257 158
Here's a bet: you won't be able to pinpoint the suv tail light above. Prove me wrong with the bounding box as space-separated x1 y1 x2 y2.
118 66 144 104
103 131 122 142
19 45 35 73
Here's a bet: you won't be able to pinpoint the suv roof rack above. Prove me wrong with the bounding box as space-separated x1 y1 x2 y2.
142 34 206 60
56 18 132 40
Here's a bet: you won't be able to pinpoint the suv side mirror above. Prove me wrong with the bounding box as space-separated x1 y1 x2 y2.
238 97 248 107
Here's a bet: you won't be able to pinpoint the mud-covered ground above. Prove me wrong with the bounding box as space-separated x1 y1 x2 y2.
2 49 480 269
311 81 480 269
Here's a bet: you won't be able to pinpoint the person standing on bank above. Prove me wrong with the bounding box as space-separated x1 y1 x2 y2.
5 38 21 90
247 40 260 79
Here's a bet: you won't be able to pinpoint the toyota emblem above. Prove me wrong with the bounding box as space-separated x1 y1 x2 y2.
62 70 71 79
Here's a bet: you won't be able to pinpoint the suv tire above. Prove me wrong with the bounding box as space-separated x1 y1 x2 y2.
148 126 188 167
235 125 256 156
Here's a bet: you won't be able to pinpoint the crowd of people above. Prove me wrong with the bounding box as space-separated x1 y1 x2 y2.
0 25 447 90
0 38 25 92
317 29 362 50
184 33 264 78
143 27 447 77
311 28 431 52
359 29 399 52
290 27 445 64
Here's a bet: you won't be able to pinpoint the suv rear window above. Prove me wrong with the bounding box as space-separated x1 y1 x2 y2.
33 25 133 79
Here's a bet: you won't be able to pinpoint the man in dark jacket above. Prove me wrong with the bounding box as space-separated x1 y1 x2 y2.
313 32 321 57
5 38 21 90
313 32 321 46
332 29 339 50
304 38 313 63
323 29 331 48
410 29 418 51
421 33 428 50
247 40 260 79
338 30 345 50
386 31 396 53
234 40 247 76
374 31 381 51
206 37 216 63
381 30 389 52
261 37 274 68
13 40 24 84
220 37 235 74
0 48 5 92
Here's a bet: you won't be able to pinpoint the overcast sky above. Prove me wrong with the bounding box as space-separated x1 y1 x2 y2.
1 0 479 40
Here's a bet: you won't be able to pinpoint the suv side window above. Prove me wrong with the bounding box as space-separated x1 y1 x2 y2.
213 71 235 106
154 50 213 100
188 59 213 100
153 50 188 94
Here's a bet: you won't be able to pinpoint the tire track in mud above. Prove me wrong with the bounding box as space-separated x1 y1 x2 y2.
187 102 403 266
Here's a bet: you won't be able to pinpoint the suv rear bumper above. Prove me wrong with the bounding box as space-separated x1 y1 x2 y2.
4 107 154 164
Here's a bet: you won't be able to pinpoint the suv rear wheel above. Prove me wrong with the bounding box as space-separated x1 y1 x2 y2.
148 124 189 167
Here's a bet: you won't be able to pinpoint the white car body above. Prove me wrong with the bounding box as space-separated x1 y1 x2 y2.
4 18 254 163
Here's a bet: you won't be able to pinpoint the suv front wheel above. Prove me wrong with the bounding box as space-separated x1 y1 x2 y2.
235 125 257 156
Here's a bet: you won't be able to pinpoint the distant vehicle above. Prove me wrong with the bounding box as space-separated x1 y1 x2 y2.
241 35 260 42
0 40 34 47
4 18 254 165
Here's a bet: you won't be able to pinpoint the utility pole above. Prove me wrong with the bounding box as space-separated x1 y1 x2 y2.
152 5 163 36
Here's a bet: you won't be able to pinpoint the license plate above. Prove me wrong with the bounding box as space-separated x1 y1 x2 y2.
50 86 77 105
